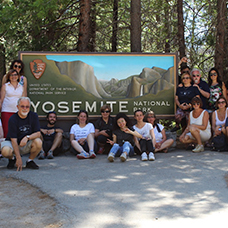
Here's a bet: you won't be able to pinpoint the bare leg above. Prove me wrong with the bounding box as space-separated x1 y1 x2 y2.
190 127 202 145
87 133 94 151
154 139 174 152
30 138 42 159
1 146 14 159
71 140 84 153
49 132 62 151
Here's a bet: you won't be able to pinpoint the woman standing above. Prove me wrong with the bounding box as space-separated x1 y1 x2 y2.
107 113 142 162
145 111 174 153
179 97 211 153
173 72 200 132
208 67 227 113
0 69 25 137
2 60 27 96
70 110 96 159
94 105 114 154
133 110 156 161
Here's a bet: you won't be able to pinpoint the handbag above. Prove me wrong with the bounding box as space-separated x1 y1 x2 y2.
211 133 228 152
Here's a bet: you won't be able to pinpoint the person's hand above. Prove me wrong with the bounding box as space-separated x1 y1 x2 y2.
123 128 132 134
16 156 23 171
41 129 48 135
181 57 188 63
99 130 109 137
47 129 55 135
155 142 161 149
78 138 86 145
193 84 199 89
107 139 114 146
19 136 28 147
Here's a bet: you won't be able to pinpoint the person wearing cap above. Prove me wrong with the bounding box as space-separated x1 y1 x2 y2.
38 111 63 159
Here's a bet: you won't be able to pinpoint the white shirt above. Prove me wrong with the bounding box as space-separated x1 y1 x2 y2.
133 122 153 140
70 123 95 141
153 123 164 143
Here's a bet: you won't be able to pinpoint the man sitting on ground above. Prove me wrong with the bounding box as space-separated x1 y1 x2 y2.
1 97 42 171
38 111 63 159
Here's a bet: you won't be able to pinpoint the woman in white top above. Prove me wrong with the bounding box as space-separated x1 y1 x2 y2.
179 97 211 152
145 110 174 153
0 69 25 137
2 60 27 96
133 110 156 161
70 110 96 159
212 96 228 137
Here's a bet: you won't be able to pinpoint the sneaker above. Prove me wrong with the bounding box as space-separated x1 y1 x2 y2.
77 151 90 159
141 152 148 161
192 144 204 153
38 150 45 160
97 147 105 154
120 152 127 162
7 158 16 169
26 160 39 169
47 150 54 159
148 152 155 161
108 152 115 162
89 151 96 159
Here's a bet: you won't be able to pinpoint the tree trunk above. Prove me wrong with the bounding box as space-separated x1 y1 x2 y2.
130 0 141 52
112 0 118 52
0 44 6 86
77 0 93 52
222 3 228 81
177 0 185 58
164 1 170 53
215 0 226 78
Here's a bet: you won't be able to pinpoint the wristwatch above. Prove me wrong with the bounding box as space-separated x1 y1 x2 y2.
26 135 30 140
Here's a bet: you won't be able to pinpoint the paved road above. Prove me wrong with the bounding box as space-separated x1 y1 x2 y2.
0 149 228 228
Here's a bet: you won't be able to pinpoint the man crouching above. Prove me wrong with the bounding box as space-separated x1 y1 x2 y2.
1 97 42 171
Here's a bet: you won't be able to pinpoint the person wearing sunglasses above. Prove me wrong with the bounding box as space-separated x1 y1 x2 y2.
179 97 211 153
94 105 114 154
211 96 228 137
190 68 210 110
2 60 27 96
1 97 42 170
208 67 227 113
0 69 25 137
172 73 200 132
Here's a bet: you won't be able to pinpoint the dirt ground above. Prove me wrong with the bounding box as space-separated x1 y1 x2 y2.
0 176 63 228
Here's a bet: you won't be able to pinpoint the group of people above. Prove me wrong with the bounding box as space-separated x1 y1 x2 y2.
173 57 228 152
1 57 228 171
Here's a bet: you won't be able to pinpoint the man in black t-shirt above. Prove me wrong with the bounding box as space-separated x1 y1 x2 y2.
38 111 63 159
1 97 42 171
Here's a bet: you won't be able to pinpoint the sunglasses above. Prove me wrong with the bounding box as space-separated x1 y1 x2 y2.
14 64 22 69
192 74 200 77
218 101 226 104
147 116 155 118
11 73 18 76
182 70 190 74
193 102 200 106
210 73 217 77
182 77 190 80
101 110 110 113
19 105 30 109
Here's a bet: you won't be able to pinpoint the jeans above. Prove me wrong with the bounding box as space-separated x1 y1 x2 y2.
109 141 134 157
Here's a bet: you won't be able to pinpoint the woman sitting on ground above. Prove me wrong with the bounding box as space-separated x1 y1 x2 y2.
211 96 228 137
94 105 114 154
107 113 142 162
179 97 211 153
145 110 174 153
133 110 156 161
70 110 96 159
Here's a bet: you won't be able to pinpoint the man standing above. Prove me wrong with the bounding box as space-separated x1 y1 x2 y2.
1 97 42 171
38 111 63 159
191 68 210 109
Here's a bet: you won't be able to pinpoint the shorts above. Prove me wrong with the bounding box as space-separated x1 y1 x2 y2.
186 130 211 142
1 140 33 155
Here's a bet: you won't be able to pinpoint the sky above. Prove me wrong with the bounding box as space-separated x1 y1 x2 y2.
47 54 175 80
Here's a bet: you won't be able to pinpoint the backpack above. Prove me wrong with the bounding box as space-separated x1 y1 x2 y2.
211 133 228 152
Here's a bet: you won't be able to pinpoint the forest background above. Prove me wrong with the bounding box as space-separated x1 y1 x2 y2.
0 0 227 83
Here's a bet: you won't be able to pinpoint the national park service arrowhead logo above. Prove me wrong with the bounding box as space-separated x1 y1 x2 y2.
30 59 46 79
